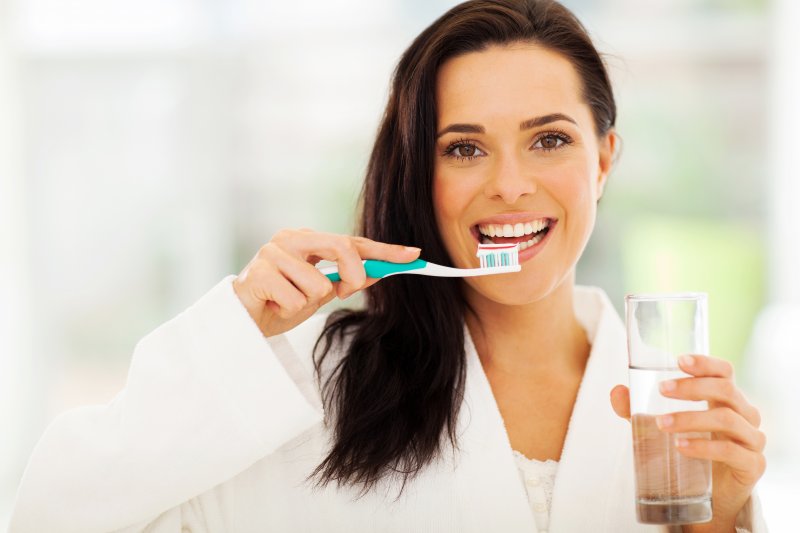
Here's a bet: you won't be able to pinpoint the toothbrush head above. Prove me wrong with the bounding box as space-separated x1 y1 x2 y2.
476 242 520 269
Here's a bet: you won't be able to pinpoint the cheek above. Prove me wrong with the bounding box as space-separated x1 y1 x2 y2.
433 171 475 232
551 162 599 245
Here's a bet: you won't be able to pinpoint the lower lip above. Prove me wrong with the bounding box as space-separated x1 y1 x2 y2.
475 221 557 264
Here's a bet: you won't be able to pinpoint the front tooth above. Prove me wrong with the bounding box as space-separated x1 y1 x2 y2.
524 222 533 235
503 224 513 237
513 223 524 237
488 225 496 237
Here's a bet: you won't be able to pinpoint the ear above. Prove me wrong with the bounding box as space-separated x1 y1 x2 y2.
596 130 618 201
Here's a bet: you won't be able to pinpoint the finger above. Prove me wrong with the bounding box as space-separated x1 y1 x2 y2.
609 385 631 420
253 267 308 319
655 407 766 452
674 438 767 484
659 376 761 427
350 236 421 263
274 230 420 264
266 235 366 297
677 354 734 380
321 236 419 297
340 276 381 298
268 246 335 304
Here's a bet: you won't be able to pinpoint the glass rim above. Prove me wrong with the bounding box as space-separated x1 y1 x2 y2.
625 292 707 302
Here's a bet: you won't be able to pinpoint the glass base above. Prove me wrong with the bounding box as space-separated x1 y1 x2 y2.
636 497 712 525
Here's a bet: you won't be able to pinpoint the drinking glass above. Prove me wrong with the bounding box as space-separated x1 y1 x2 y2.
625 293 713 525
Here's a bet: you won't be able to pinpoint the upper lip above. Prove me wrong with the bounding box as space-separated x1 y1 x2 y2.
472 212 555 226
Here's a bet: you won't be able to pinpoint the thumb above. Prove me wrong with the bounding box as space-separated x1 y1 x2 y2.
610 384 631 421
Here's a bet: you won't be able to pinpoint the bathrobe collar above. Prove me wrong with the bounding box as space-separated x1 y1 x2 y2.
453 285 644 532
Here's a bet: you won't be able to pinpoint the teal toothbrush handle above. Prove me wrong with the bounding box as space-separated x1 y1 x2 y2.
324 259 427 282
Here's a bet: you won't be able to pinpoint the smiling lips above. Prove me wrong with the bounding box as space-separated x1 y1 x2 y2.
475 217 554 251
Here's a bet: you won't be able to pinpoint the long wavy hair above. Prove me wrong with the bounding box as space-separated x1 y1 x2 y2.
311 0 617 494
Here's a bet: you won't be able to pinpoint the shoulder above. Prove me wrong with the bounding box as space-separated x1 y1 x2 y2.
574 284 624 341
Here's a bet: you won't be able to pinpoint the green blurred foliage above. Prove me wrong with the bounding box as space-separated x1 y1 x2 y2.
621 215 765 369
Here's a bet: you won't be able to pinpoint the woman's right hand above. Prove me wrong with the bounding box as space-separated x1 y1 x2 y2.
233 228 421 338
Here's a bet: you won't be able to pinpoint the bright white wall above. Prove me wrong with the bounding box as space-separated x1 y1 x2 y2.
744 0 800 526
0 0 35 523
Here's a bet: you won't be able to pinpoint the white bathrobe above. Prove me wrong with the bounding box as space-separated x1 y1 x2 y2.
9 276 767 532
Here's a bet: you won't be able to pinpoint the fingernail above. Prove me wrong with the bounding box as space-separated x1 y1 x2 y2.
659 380 676 393
675 438 689 448
657 415 673 428
679 355 694 367
405 246 421 253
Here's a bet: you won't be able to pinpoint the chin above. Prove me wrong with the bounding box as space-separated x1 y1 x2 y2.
462 271 554 307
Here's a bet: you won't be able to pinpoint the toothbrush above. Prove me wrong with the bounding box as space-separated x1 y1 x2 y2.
319 243 521 282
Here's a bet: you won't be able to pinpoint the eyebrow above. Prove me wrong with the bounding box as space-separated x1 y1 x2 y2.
435 112 577 139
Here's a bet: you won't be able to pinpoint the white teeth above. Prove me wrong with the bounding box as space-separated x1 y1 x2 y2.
477 218 551 238
518 230 548 250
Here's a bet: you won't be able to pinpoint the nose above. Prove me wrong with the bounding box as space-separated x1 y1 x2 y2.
483 153 537 204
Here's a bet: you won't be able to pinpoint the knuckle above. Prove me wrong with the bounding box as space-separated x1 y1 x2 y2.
273 228 303 247
317 279 334 299
751 406 762 427
272 228 292 242
722 359 734 377
247 261 274 284
757 430 767 451
756 453 767 475
291 296 308 313
308 285 326 301
721 379 736 398
258 241 280 259
340 237 357 253
717 407 736 426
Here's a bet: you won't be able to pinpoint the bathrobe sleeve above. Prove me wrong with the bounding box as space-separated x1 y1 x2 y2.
9 275 326 533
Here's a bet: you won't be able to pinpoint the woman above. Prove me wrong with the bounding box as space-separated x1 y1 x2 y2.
10 1 767 532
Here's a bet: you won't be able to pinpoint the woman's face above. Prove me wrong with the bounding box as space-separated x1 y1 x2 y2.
433 43 615 305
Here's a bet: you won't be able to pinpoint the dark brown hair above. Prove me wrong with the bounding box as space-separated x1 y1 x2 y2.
312 0 616 494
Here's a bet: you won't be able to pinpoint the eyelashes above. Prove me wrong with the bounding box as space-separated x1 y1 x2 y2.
441 130 574 162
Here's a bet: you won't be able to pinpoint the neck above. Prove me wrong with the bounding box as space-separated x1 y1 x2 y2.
463 273 590 378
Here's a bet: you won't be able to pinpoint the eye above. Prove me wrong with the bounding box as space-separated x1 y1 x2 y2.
532 131 573 152
442 139 485 161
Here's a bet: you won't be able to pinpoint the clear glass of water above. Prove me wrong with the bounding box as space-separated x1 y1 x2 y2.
625 293 713 525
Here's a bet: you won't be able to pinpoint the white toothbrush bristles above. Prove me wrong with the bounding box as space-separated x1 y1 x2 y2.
476 243 520 269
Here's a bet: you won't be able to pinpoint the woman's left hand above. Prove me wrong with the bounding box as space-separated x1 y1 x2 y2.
610 354 767 532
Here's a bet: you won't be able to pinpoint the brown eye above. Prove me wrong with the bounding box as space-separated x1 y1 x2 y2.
459 144 476 157
541 135 559 149
533 132 572 151
443 140 485 160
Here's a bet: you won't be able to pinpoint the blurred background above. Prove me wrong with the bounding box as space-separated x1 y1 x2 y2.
1 0 797 529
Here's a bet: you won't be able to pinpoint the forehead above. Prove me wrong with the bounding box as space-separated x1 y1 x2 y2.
435 43 585 125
